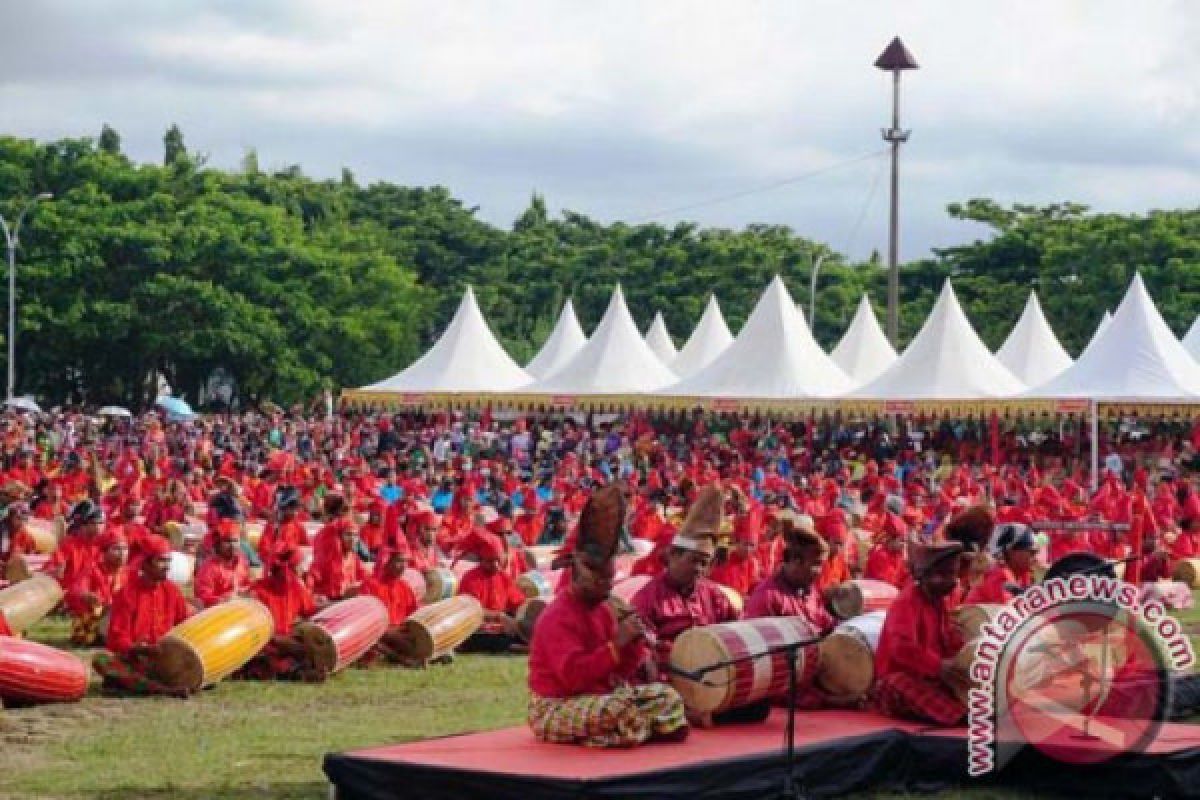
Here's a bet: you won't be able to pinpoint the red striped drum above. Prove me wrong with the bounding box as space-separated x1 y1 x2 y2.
294 595 389 674
0 636 88 703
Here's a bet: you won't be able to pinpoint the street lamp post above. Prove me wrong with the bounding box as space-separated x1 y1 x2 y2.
1 192 53 402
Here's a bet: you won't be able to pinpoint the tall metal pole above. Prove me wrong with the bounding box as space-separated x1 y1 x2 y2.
875 37 918 349
1 193 52 402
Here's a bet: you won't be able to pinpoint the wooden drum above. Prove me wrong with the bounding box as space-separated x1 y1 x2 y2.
0 574 64 634
515 597 549 643
816 611 885 697
294 595 389 674
1173 559 1200 589
517 570 553 599
0 636 88 703
24 517 64 554
167 552 196 587
825 579 899 620
154 597 274 691
422 567 458 604
400 595 483 661
668 617 820 716
953 604 1005 641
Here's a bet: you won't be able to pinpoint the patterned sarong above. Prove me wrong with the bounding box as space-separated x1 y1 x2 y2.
873 672 966 726
529 683 688 748
92 650 178 696
70 608 104 646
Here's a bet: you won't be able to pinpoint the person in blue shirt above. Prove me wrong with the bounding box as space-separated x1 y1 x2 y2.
431 479 455 514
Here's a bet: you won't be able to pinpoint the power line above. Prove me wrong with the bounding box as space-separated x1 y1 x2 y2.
841 150 888 258
629 148 889 223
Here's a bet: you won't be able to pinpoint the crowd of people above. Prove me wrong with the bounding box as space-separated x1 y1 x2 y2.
0 406 1197 742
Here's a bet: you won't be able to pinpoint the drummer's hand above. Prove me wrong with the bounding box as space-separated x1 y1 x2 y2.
614 614 645 649
639 657 659 683
81 591 100 607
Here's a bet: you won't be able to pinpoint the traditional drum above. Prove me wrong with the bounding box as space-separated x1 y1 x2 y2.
24 517 64 554
154 597 274 691
669 617 821 717
167 552 195 587
244 520 265 549
953 603 1005 641
950 638 984 704
4 553 50 584
515 597 549 643
0 636 88 703
166 521 205 551
294 595 389 674
0 574 64 634
399 595 484 662
825 579 899 620
525 545 559 570
816 611 885 697
422 567 458 604
516 570 553 599
1172 559 1200 589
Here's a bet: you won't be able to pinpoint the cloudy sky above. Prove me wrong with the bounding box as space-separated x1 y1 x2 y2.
0 0 1195 259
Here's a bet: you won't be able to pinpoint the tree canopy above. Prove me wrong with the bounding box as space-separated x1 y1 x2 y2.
0 129 1196 407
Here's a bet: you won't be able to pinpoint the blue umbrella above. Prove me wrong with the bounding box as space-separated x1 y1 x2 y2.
155 395 195 419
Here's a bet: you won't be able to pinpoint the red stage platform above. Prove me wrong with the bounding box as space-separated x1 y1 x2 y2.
323 709 1200 799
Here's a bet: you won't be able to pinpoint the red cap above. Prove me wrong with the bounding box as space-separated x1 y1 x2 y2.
96 531 128 551
141 535 172 559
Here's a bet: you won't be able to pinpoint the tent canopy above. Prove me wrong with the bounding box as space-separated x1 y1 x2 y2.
358 287 531 393
830 295 897 385
524 285 677 394
994 291 1073 387
664 276 852 398
525 299 588 380
1024 274 1200 400
1182 316 1200 363
854 281 1026 399
672 295 735 378
644 312 678 365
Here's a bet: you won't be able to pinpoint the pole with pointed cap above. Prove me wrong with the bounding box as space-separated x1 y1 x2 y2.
874 36 917 348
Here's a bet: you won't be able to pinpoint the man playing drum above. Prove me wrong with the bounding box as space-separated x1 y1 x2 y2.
631 485 741 676
65 530 130 646
194 520 250 608
360 542 421 665
457 531 525 652
528 485 688 747
237 544 329 682
92 536 193 697
873 541 969 726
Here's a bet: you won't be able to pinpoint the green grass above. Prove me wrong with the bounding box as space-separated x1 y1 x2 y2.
3 598 1198 800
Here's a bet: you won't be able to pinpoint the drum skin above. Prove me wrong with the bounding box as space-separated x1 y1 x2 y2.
294 595 389 674
516 570 554 599
1172 558 1200 589
669 617 820 715
154 597 274 691
515 597 549 643
817 611 885 696
24 517 63 554
953 604 1006 641
167 552 195 587
826 579 898 620
0 635 88 703
0 574 64 634
422 567 458 604
402 595 483 661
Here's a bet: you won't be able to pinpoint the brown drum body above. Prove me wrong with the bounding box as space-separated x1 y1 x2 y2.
515 597 548 643
0 574 63 634
400 595 483 661
816 611 885 697
950 638 983 704
294 596 390 674
953 604 1005 641
825 579 899 620
4 553 50 584
1173 559 1200 589
669 617 820 715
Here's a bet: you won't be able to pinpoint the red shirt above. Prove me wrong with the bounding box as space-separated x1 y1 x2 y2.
193 553 250 608
65 561 130 615
360 574 419 625
45 533 97 588
964 563 1031 605
527 589 649 698
865 545 908 588
308 550 369 601
708 551 761 596
744 572 837 635
105 575 191 654
875 583 963 680
257 519 308 568
631 573 740 668
251 571 316 635
458 565 525 614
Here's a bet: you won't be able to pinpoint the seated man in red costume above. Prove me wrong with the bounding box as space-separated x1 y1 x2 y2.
65 530 131 646
528 484 688 747
359 542 422 666
631 485 741 676
194 520 251 608
91 536 192 697
874 541 969 726
237 544 328 682
965 523 1036 605
457 531 526 652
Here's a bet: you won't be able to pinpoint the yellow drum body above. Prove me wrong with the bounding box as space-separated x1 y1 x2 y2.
0 574 63 634
402 595 483 661
717 584 744 615
154 597 274 691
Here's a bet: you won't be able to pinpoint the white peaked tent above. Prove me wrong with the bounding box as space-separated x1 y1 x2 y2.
854 281 1026 398
1182 316 1200 362
664 276 853 398
830 295 898 385
1078 310 1114 360
644 312 678 365
994 292 1073 387
525 299 588 379
524 285 678 394
356 287 531 393
1025 274 1200 399
672 295 735 378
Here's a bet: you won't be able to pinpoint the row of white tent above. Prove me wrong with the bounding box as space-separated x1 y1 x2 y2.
349 273 1200 403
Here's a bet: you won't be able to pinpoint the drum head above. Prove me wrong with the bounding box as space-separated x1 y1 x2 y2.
953 604 1004 641
816 630 873 696
1045 552 1114 582
4 555 32 583
294 622 338 674
668 628 732 714
405 619 437 662
154 635 205 691
825 583 864 620
516 598 547 643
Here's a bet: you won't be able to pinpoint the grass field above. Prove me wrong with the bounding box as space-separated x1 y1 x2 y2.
3 600 1199 800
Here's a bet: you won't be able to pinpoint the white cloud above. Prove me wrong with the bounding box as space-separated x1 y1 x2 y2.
0 0 1194 259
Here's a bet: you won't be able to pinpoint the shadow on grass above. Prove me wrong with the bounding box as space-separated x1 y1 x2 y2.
69 782 328 800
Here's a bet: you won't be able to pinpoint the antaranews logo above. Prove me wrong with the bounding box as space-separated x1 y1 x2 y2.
966 575 1194 776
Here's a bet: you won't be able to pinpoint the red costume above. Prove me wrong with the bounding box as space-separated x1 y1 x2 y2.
631 573 740 669
874 582 965 726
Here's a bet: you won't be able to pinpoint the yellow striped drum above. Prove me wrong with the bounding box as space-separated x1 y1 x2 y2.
153 597 274 691
401 595 483 662
0 574 64 634
422 567 458 604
